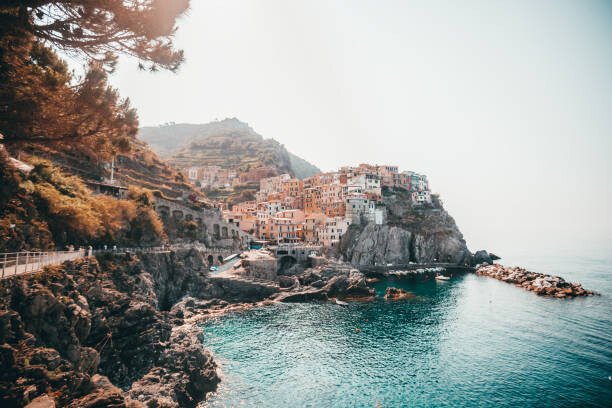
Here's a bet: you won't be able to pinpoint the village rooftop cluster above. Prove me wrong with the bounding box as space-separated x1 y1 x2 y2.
185 164 432 247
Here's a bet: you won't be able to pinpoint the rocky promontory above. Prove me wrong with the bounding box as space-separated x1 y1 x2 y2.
476 264 597 298
338 188 472 267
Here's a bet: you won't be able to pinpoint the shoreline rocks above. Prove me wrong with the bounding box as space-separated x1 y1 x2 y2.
383 287 415 301
0 251 223 408
476 264 597 298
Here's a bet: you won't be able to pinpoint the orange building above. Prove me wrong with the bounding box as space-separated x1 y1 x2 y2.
303 186 322 213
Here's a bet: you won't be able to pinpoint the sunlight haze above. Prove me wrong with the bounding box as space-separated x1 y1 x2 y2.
105 0 612 257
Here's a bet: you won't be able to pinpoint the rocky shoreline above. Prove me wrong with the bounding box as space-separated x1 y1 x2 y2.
0 249 244 408
0 250 386 407
476 264 597 298
2 247 600 407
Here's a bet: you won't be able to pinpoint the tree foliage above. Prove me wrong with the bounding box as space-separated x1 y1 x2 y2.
0 34 138 157
0 158 167 251
0 0 190 71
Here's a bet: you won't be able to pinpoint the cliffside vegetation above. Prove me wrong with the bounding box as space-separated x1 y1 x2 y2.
0 156 166 252
0 1 204 251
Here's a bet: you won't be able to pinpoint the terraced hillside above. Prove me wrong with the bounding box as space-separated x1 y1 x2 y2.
17 138 199 200
139 118 321 179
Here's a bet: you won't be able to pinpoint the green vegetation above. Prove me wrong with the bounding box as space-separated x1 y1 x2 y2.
0 157 166 251
138 118 321 179
0 1 204 251
288 151 321 179
0 1 188 72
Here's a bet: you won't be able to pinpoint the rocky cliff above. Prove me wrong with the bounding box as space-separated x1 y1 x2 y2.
0 249 223 408
339 188 471 266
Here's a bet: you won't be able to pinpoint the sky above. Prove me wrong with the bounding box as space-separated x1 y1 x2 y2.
103 0 612 258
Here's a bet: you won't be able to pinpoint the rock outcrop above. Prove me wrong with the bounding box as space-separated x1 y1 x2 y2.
472 250 495 266
339 188 471 267
0 250 222 408
275 265 375 302
476 264 597 298
383 287 415 301
338 224 413 266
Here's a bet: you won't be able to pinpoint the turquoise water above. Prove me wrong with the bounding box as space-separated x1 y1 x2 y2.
201 255 612 407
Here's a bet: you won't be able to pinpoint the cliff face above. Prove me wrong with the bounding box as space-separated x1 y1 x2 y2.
0 249 221 408
339 188 471 266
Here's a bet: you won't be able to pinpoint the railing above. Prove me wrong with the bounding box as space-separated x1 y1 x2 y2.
0 244 241 280
0 250 86 279
92 244 232 255
92 246 169 254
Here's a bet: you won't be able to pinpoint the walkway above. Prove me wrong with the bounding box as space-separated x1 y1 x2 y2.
0 250 86 279
1 244 240 281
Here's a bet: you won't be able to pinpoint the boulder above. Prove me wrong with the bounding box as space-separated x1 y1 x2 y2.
25 395 56 408
278 276 296 288
277 288 328 302
384 287 415 301
472 250 493 266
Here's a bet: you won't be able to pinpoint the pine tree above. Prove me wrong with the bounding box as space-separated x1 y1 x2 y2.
0 0 189 71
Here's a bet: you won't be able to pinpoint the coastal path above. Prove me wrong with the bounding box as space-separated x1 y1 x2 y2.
0 245 239 281
0 250 86 280
1 246 177 280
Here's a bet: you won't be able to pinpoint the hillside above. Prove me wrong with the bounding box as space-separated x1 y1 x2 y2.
14 139 199 200
138 118 321 179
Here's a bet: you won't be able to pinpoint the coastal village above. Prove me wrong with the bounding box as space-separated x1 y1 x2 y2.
182 163 432 247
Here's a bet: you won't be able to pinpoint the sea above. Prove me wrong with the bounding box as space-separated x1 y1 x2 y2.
200 253 611 407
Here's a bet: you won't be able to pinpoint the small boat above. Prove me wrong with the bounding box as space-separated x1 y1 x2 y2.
335 299 349 306
435 275 450 281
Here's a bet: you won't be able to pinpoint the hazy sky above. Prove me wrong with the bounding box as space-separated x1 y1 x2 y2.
105 0 612 258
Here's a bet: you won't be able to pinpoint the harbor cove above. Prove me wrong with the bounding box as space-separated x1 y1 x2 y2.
1 1 612 407
201 255 611 408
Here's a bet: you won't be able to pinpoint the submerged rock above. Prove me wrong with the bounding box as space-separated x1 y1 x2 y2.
384 287 415 301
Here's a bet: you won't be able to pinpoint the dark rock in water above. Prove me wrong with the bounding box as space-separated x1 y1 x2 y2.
322 269 375 299
472 250 493 266
384 287 415 300
489 252 501 261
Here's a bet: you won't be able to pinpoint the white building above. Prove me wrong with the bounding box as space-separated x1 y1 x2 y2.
345 193 375 223
348 173 381 197
411 190 432 204
317 216 352 247
259 174 291 195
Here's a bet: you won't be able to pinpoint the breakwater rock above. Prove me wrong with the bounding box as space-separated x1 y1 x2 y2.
476 264 597 298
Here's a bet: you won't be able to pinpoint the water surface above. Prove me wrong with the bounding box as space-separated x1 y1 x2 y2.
201 255 611 407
